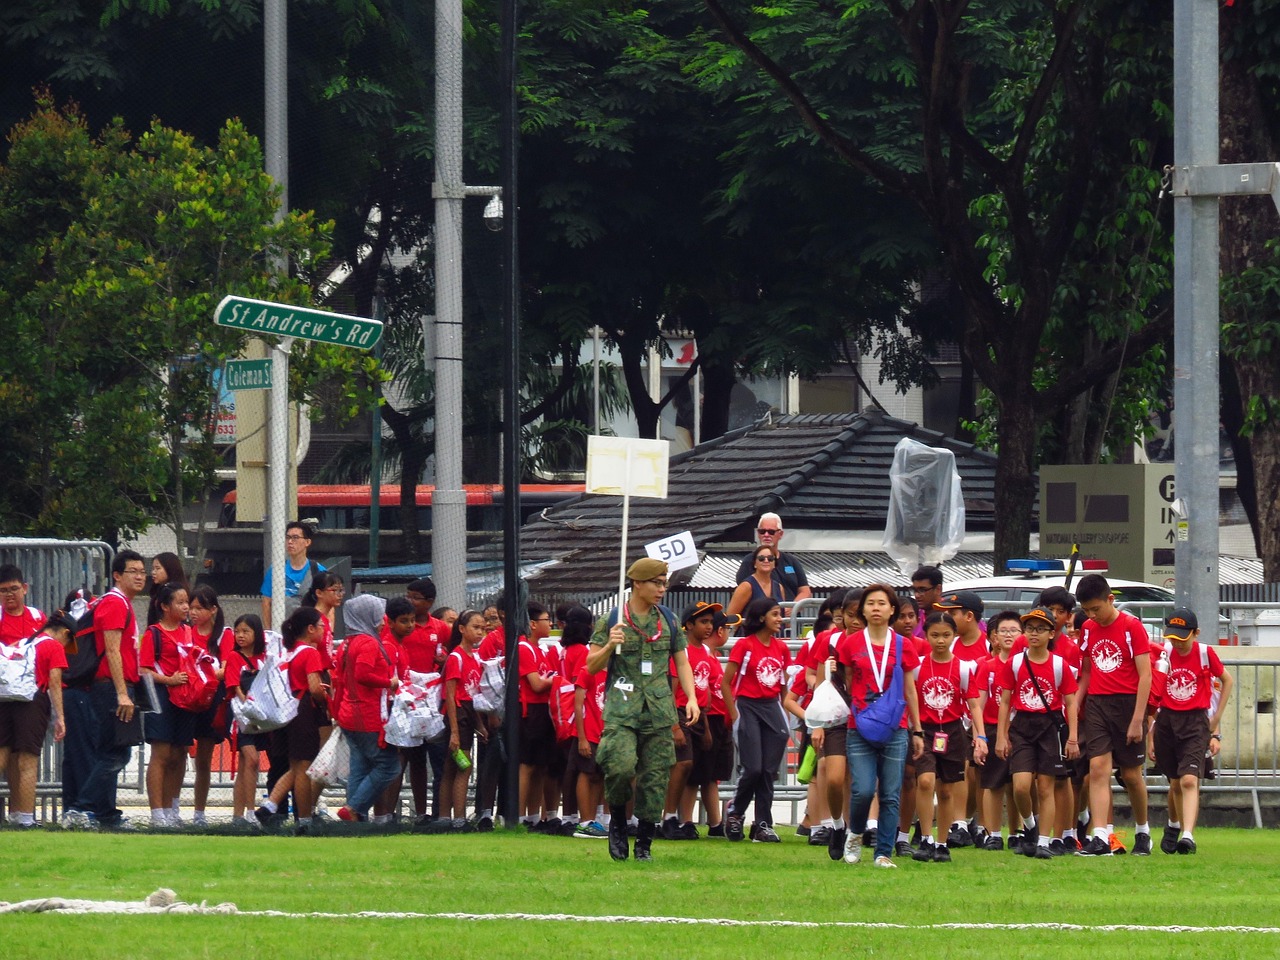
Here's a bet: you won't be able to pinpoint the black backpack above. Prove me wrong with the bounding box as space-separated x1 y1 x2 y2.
63 596 104 687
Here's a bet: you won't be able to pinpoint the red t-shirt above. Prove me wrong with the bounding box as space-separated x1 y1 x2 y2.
33 634 70 690
444 646 483 704
560 644 588 688
837 630 920 731
0 605 46 645
798 627 840 670
705 651 727 717
1157 643 1223 712
951 635 989 663
788 663 811 710
286 645 324 697
670 642 716 709
1080 611 1151 696
999 652 1078 714
728 633 791 701
1011 632 1083 673
93 589 139 683
401 617 449 673
141 623 190 676
575 665 606 744
478 627 505 664
517 639 551 709
977 655 1009 727
225 648 263 692
336 634 397 732
193 625 235 663
915 655 979 725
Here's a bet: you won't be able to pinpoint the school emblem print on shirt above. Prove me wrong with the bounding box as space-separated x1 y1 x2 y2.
693 660 712 694
1089 636 1127 674
921 677 956 714
1164 668 1199 704
756 656 784 691
1017 678 1049 711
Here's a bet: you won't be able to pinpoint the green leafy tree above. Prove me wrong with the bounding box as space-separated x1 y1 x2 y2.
0 95 335 555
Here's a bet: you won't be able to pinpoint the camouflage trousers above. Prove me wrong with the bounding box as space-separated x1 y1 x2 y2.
596 719 676 822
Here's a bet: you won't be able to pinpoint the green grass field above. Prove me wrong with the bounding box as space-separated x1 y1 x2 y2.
2 828 1277 959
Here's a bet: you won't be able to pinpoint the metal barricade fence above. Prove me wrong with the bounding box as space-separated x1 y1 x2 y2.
0 538 113 617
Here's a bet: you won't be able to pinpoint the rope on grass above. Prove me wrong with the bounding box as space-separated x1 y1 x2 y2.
2 893 1277 935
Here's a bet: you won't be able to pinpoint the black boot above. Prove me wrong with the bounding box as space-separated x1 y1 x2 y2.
608 806 629 861
634 820 655 862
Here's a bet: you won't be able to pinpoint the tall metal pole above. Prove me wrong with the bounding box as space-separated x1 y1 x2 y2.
432 0 467 607
369 283 386 568
1172 0 1220 622
499 0 524 831
265 0 289 631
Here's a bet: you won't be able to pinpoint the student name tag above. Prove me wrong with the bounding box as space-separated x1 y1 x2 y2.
932 731 949 754
641 662 653 676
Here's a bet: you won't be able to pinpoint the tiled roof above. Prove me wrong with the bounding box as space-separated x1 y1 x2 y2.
512 410 1025 601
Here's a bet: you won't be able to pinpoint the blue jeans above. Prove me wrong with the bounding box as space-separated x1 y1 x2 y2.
343 728 402 817
60 688 97 812
846 726 908 861
73 682 137 822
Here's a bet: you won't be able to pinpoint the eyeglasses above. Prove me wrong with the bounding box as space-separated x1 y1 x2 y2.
995 626 1023 636
285 534 307 541
532 616 552 623
0 585 24 596
123 567 147 576
757 528 779 535
643 579 669 588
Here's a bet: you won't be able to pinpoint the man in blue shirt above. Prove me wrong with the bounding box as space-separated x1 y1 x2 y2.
260 521 326 624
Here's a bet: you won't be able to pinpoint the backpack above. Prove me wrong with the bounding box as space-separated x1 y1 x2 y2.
64 593 122 688
603 603 681 688
0 636 40 702
151 626 219 712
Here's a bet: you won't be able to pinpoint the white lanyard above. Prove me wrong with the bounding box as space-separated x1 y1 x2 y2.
865 630 893 693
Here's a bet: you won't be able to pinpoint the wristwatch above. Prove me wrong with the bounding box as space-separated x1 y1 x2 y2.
1210 733 1222 741
911 730 925 738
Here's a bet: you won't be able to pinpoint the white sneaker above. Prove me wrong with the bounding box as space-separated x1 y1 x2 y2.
843 831 863 864
873 855 897 868
60 810 97 831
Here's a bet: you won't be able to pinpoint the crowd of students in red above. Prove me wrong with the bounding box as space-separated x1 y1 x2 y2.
0 554 1232 859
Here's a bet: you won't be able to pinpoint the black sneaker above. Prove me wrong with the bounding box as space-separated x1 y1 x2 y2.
1131 831 1152 856
708 823 725 838
661 818 681 841
1078 835 1112 857
752 822 781 843
808 826 831 846
725 814 745 842
1160 825 1180 854
543 817 562 834
910 820 923 846
1176 837 1197 855
679 821 700 840
796 823 811 837
1008 831 1024 854
895 839 913 858
912 841 935 862
1061 835 1081 853
981 835 1004 851
1022 822 1039 857
971 825 988 847
947 823 973 848
558 819 580 836
627 820 638 838
932 843 952 863
828 825 847 861
476 815 494 832
862 827 877 848
1032 843 1054 860
1048 838 1065 856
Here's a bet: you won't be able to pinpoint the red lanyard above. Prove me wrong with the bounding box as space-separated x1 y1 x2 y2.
623 604 663 643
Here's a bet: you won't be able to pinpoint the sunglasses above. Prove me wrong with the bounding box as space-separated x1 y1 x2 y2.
757 528 779 535
755 555 775 563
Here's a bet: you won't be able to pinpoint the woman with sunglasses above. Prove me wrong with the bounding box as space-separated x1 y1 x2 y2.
726 546 792 619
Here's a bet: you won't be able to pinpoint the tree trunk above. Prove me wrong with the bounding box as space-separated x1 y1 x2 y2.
381 402 425 563
698 353 737 442
1220 33 1280 581
991 388 1040 573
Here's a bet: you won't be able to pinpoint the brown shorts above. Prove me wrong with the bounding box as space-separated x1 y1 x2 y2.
691 713 734 785
284 694 325 762
566 737 601 777
915 719 970 783
1154 709 1211 781
980 747 1011 790
453 701 478 752
1008 712 1068 778
518 702 556 767
1084 694 1146 769
0 692 51 755
821 724 848 759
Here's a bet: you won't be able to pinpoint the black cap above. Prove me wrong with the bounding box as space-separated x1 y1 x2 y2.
712 610 742 630
1163 608 1199 640
681 601 722 625
936 590 985 617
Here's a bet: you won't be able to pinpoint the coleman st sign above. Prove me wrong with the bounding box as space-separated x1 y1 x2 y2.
214 295 383 350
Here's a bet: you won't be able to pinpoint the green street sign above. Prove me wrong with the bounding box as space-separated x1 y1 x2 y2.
224 358 273 391
214 295 383 350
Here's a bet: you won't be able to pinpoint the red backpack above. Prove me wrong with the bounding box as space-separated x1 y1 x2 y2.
550 674 577 741
148 626 220 712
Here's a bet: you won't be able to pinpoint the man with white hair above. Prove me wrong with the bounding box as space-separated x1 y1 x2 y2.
734 513 812 602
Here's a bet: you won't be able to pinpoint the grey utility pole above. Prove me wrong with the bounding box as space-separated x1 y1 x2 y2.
1171 0 1279 624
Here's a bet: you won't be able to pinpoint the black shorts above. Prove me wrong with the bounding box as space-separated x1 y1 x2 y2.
282 695 325 762
566 738 601 778
518 702 556 766
691 713 733 785
1154 709 1211 781
453 701 478 753
143 685 197 748
192 684 228 743
0 692 51 755
915 719 969 783
1008 712 1067 778
1084 694 1146 769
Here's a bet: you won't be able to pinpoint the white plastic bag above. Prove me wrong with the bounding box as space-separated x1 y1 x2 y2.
805 668 851 730
471 657 506 716
233 652 299 734
308 727 350 787
0 640 39 702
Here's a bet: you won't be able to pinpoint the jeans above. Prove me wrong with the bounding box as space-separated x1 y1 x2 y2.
60 688 96 813
73 682 136 822
846 725 908 860
423 738 447 817
343 728 402 817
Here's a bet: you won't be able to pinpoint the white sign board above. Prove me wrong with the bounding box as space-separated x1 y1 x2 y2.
645 531 699 572
585 436 670 498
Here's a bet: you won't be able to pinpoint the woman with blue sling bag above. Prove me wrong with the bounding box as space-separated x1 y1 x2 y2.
834 584 925 868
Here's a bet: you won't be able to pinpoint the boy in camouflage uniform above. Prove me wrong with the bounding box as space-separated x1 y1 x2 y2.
588 558 700 862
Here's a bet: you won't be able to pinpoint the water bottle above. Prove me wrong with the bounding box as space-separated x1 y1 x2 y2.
453 748 471 770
